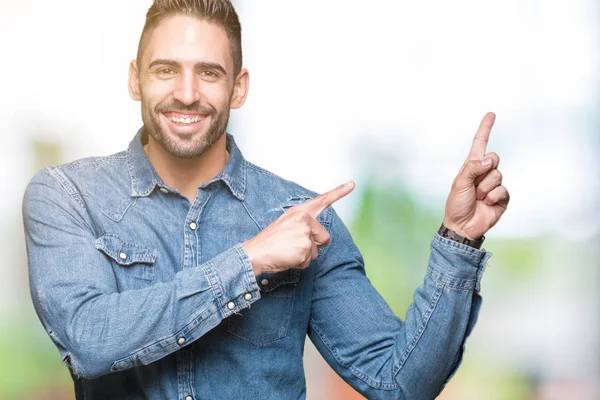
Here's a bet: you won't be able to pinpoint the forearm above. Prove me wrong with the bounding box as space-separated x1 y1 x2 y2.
30 243 259 379
309 209 491 399
392 238 486 398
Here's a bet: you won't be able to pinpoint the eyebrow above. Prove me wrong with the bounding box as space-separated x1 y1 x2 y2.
148 59 227 75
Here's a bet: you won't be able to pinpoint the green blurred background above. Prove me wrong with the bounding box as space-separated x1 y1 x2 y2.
1 0 599 399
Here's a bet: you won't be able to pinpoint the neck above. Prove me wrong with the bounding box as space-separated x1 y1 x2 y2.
144 133 230 203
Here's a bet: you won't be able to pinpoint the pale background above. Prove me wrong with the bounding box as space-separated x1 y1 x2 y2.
1 0 598 399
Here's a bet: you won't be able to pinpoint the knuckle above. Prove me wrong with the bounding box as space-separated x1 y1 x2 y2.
319 235 331 247
299 210 309 217
495 170 503 181
294 211 309 222
302 238 312 251
464 160 480 175
474 135 489 144
461 162 473 175
286 205 299 214
487 169 500 181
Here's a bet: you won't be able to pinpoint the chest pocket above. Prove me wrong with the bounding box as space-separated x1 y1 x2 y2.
95 234 157 290
226 268 300 346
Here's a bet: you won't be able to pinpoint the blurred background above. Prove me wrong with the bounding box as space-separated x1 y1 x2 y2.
1 0 599 399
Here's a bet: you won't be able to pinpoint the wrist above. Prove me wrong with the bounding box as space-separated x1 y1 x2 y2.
442 219 476 240
437 223 485 249
241 240 262 277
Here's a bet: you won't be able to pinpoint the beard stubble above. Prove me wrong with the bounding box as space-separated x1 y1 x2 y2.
141 97 230 159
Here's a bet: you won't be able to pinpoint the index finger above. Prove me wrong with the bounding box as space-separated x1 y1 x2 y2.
301 181 355 218
469 112 496 159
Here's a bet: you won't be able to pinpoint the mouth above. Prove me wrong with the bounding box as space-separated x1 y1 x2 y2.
162 111 209 134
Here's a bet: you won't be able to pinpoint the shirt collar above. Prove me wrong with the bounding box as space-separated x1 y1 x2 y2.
127 127 247 201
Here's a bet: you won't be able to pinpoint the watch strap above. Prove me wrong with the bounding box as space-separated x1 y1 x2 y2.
437 224 485 249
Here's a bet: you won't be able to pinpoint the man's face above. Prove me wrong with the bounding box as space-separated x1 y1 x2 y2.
130 15 246 159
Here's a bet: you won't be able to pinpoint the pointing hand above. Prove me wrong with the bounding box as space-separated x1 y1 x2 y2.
443 112 510 240
242 182 355 276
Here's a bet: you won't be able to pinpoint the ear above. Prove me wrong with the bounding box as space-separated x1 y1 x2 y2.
230 68 249 109
128 60 142 101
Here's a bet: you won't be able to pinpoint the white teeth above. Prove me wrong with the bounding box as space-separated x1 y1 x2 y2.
168 115 204 124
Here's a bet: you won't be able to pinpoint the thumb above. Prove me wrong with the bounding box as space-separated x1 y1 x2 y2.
456 157 494 187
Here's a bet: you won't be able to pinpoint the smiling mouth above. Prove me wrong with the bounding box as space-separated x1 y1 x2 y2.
162 112 207 125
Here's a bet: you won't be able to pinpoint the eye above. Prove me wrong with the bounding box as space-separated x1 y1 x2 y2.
157 68 176 76
200 70 218 79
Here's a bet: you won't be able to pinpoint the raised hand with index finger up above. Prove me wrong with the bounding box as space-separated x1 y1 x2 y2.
242 112 509 276
443 112 510 241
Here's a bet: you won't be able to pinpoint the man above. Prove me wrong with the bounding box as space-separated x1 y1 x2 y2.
22 0 509 399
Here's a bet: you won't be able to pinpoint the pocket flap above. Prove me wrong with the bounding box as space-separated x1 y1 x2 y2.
95 234 157 266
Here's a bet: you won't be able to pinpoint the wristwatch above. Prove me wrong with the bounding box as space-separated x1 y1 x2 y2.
437 224 485 249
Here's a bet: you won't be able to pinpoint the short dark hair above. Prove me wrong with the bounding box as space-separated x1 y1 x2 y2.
137 0 243 76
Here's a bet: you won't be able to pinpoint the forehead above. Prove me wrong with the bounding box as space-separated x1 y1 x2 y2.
143 15 233 71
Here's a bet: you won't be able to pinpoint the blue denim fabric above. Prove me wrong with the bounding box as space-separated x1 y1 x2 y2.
23 128 491 399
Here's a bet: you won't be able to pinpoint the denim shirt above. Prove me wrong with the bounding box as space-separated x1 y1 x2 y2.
23 128 491 400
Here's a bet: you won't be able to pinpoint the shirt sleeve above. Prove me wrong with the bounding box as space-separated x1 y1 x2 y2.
307 208 491 399
23 169 260 379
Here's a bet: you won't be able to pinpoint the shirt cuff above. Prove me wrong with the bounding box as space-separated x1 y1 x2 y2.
429 233 492 292
200 243 261 318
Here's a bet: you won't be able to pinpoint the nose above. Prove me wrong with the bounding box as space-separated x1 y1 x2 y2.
173 71 200 105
